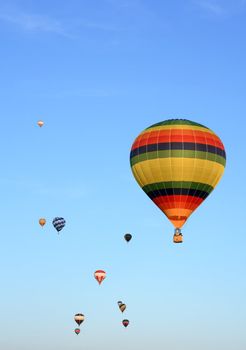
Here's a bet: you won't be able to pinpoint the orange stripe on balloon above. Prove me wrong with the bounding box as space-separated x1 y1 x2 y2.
132 130 224 150
169 217 187 228
134 129 219 142
164 208 193 218
153 195 204 211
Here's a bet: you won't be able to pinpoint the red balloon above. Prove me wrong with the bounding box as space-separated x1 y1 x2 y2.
94 270 106 285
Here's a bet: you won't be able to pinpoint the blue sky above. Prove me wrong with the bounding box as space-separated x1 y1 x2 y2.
0 1 245 349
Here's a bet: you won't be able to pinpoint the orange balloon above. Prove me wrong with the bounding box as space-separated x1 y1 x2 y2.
37 120 44 127
39 218 46 227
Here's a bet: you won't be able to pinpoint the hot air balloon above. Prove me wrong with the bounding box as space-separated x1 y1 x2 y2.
122 319 129 328
74 328 80 335
74 314 85 326
39 218 46 227
118 301 123 306
130 119 226 243
52 217 66 233
124 233 132 242
37 120 44 127
119 304 126 313
94 270 106 285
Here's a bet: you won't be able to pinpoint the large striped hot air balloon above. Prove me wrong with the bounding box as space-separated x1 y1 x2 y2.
130 119 226 242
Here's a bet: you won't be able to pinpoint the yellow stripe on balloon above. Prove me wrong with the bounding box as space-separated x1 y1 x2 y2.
131 158 225 187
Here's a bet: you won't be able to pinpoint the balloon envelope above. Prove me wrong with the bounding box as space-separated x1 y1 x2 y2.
37 120 44 127
130 119 226 230
94 270 106 285
74 328 80 335
124 233 132 242
119 304 126 313
74 314 85 326
122 319 129 328
52 217 66 233
39 218 46 227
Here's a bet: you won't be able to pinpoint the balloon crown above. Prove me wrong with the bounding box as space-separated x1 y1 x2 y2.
147 119 208 129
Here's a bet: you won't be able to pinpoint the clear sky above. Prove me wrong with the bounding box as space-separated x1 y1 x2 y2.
0 0 245 349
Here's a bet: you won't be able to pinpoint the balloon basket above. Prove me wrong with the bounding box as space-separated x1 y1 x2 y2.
173 228 183 243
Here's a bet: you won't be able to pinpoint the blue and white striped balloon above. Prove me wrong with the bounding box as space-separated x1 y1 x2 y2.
52 217 66 233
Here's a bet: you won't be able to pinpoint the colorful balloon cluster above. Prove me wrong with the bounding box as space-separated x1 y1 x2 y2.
37 118 226 337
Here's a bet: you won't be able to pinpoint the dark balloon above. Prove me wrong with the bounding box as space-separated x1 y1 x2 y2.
122 319 129 328
124 233 132 242
52 217 66 233
74 328 80 335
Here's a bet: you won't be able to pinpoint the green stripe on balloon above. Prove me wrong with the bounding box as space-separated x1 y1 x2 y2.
142 181 214 194
146 119 209 129
130 150 226 167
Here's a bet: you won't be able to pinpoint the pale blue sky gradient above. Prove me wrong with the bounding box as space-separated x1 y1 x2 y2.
0 1 245 349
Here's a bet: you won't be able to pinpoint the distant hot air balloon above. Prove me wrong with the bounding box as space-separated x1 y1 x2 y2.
94 270 106 285
74 314 85 326
52 217 66 233
74 328 80 335
124 233 132 242
118 301 122 306
119 304 126 313
130 119 226 243
39 218 46 227
122 319 129 328
37 120 44 127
